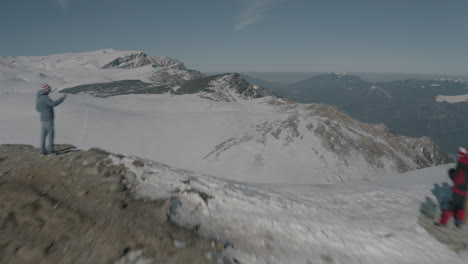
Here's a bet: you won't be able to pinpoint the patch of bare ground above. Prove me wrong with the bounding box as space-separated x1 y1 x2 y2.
0 144 224 264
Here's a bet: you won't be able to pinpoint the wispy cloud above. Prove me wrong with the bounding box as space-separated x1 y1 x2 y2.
235 0 280 31
56 0 71 9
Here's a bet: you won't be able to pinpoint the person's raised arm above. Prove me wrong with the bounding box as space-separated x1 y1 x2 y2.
45 94 66 107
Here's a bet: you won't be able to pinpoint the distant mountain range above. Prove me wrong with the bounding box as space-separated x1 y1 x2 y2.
238 72 468 84
266 73 468 153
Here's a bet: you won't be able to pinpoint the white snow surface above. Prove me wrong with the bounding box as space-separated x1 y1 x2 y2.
436 94 468 103
0 49 154 93
333 72 352 78
0 91 429 184
114 250 153 264
115 154 467 264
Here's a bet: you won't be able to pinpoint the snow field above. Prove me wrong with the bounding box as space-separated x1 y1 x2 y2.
115 155 465 264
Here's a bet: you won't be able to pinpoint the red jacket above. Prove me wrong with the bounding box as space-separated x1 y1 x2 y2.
452 156 468 196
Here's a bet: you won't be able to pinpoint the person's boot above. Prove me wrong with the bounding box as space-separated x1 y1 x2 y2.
456 210 465 224
439 210 453 225
40 148 47 156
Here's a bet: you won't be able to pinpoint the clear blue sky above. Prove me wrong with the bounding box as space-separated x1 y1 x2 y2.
1 0 468 74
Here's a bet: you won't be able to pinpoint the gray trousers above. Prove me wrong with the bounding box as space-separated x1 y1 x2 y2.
40 121 55 154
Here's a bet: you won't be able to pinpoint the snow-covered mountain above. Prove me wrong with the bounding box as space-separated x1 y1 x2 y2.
0 49 269 101
0 49 450 184
101 51 184 70
0 49 203 93
189 73 274 101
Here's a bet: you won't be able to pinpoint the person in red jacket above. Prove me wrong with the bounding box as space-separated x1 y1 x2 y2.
437 147 468 228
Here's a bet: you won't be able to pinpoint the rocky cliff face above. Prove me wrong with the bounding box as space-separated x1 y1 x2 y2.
152 56 187 70
270 99 451 173
101 51 154 69
101 52 188 71
196 73 275 102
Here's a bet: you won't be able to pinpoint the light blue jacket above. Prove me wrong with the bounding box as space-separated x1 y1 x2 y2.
36 90 65 121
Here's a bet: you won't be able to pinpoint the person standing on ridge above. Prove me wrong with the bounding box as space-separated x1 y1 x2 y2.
36 84 67 155
437 147 468 228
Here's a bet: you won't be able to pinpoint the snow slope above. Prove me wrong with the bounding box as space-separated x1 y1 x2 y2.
115 155 467 264
0 92 448 184
0 49 202 93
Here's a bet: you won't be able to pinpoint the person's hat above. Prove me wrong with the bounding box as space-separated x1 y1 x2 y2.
41 84 51 90
458 147 467 157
